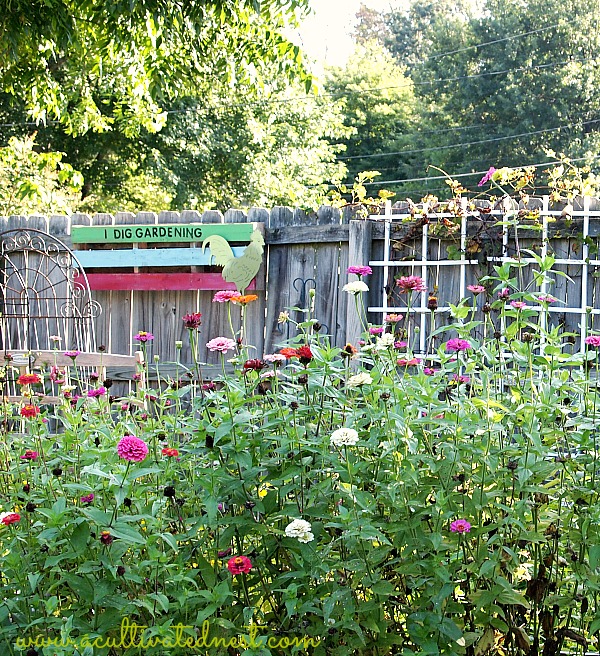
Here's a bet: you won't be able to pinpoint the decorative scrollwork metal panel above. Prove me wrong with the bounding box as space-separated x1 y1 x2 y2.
0 228 101 353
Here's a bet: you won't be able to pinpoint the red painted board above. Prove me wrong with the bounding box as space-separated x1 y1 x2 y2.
86 273 257 291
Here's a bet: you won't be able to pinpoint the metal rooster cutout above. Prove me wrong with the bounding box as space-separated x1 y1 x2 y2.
202 229 264 293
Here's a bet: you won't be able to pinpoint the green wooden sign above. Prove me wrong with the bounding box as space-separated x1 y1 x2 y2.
71 223 255 244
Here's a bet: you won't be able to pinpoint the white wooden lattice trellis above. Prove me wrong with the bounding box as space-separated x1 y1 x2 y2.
368 196 600 355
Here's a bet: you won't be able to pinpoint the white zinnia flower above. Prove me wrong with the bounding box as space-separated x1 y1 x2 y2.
342 281 369 295
285 519 314 543
346 372 373 388
375 333 396 349
330 427 360 447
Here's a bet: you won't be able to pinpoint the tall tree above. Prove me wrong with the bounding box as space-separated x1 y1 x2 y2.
324 42 420 191
381 0 600 191
0 0 313 136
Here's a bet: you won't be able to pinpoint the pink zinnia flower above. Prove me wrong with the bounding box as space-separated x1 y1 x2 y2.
134 331 154 342
206 337 237 353
497 288 510 301
537 295 556 304
423 367 435 375
117 436 149 462
87 387 106 398
450 519 472 533
20 450 39 461
227 555 252 575
396 275 426 293
451 374 471 384
369 327 384 335
585 335 600 347
385 313 403 323
397 357 420 367
212 290 241 303
467 285 486 295
64 350 80 358
347 265 372 276
510 301 526 310
264 353 286 364
446 338 471 352
394 341 408 349
478 167 496 187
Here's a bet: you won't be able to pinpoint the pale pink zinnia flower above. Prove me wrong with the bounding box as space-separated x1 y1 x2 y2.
396 275 426 293
206 337 237 353
117 436 149 462
467 284 486 295
212 290 241 303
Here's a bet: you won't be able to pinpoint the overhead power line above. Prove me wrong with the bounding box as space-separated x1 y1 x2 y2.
337 117 600 161
356 154 600 186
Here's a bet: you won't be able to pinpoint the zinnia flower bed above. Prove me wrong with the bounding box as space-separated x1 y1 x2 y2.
2 259 600 656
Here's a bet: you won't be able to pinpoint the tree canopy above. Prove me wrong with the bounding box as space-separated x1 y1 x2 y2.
349 0 600 198
1 0 313 135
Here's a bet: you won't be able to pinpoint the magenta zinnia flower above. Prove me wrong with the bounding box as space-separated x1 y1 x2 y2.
396 275 426 293
64 350 80 358
87 387 106 398
446 338 472 353
182 312 202 329
227 555 252 575
206 337 237 353
347 265 373 276
134 331 154 342
450 519 472 533
478 167 496 187
20 450 39 461
80 493 95 504
585 335 600 347
117 436 149 462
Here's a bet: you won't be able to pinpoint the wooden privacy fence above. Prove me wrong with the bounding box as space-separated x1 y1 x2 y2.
3 197 600 369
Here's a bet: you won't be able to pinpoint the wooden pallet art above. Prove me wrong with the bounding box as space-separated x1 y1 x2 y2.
71 222 265 291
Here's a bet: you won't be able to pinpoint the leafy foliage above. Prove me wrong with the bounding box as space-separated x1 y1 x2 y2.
0 134 82 215
0 0 313 135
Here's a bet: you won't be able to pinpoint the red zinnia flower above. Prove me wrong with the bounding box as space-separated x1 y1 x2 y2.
17 373 41 385
100 530 114 545
0 512 21 525
162 447 180 457
295 345 313 365
227 555 252 575
243 359 266 371
279 347 298 359
20 405 40 418
182 312 202 329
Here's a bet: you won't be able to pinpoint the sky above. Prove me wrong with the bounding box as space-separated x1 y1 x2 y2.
294 0 405 68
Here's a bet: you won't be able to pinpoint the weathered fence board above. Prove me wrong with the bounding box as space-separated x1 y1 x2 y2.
4 198 600 366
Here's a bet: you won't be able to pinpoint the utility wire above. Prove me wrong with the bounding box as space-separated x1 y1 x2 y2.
356 154 600 186
338 117 600 161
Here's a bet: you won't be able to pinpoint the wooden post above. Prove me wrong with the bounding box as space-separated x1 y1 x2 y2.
345 219 373 347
